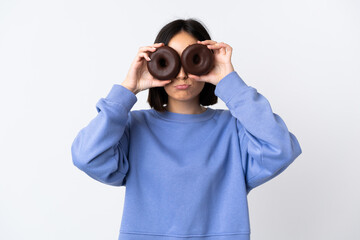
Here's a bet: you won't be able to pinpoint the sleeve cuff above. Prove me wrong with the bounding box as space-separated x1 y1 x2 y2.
104 84 138 112
214 71 250 104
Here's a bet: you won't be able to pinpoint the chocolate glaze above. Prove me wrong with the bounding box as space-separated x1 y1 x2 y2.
181 43 214 76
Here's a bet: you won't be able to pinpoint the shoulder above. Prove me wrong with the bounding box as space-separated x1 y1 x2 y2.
128 109 154 123
214 108 231 116
213 108 234 121
212 108 240 133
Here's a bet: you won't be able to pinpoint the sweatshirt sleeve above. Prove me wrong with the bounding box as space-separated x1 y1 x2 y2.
214 71 302 194
71 84 137 186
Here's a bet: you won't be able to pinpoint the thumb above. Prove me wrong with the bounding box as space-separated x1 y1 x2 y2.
152 79 172 88
188 74 207 82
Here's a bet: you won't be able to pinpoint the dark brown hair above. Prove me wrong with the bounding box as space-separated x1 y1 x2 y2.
147 18 218 112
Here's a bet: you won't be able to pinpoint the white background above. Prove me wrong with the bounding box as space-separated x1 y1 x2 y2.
0 0 359 239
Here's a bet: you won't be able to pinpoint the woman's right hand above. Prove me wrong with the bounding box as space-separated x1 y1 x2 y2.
121 42 172 94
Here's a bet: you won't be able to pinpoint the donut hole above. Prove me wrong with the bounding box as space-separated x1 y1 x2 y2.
192 54 201 65
159 58 167 68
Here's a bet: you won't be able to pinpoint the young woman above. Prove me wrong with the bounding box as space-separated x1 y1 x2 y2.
71 18 302 240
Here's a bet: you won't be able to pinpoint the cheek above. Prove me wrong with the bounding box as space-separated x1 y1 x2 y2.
193 81 205 93
164 84 173 95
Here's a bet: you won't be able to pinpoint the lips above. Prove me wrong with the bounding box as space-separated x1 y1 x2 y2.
175 84 190 89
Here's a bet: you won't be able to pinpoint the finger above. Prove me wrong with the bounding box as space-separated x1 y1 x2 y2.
138 43 164 52
208 43 232 54
188 74 200 80
151 42 164 48
152 79 172 87
153 42 165 46
138 46 157 53
206 42 226 49
197 40 217 44
188 74 205 82
136 52 151 62
197 40 217 48
219 47 226 55
220 42 233 53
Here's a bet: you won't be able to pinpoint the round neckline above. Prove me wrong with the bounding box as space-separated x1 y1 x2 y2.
151 107 216 123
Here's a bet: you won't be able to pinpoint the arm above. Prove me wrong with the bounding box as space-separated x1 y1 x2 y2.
71 84 137 186
214 71 302 193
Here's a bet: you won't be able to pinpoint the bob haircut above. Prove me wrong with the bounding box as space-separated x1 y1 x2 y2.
147 18 218 112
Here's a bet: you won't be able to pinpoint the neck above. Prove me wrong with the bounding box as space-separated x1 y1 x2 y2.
166 98 206 114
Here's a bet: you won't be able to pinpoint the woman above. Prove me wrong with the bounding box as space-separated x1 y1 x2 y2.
71 18 302 240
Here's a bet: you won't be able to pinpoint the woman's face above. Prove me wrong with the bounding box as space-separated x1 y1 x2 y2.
163 31 205 103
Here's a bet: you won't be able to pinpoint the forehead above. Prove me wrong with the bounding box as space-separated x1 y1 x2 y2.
168 31 198 55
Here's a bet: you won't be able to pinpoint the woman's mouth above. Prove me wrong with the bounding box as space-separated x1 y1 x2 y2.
175 84 190 90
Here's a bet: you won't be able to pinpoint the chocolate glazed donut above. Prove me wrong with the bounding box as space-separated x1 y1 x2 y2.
181 43 214 76
147 46 181 80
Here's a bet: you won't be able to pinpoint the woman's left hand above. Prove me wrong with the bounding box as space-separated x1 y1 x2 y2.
188 40 235 86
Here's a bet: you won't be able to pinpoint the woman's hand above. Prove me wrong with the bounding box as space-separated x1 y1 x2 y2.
188 40 235 86
121 42 172 94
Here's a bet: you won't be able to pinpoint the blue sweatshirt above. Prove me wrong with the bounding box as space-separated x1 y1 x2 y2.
71 71 302 240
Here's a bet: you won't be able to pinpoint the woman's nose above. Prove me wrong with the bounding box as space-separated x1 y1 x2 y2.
176 66 188 80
